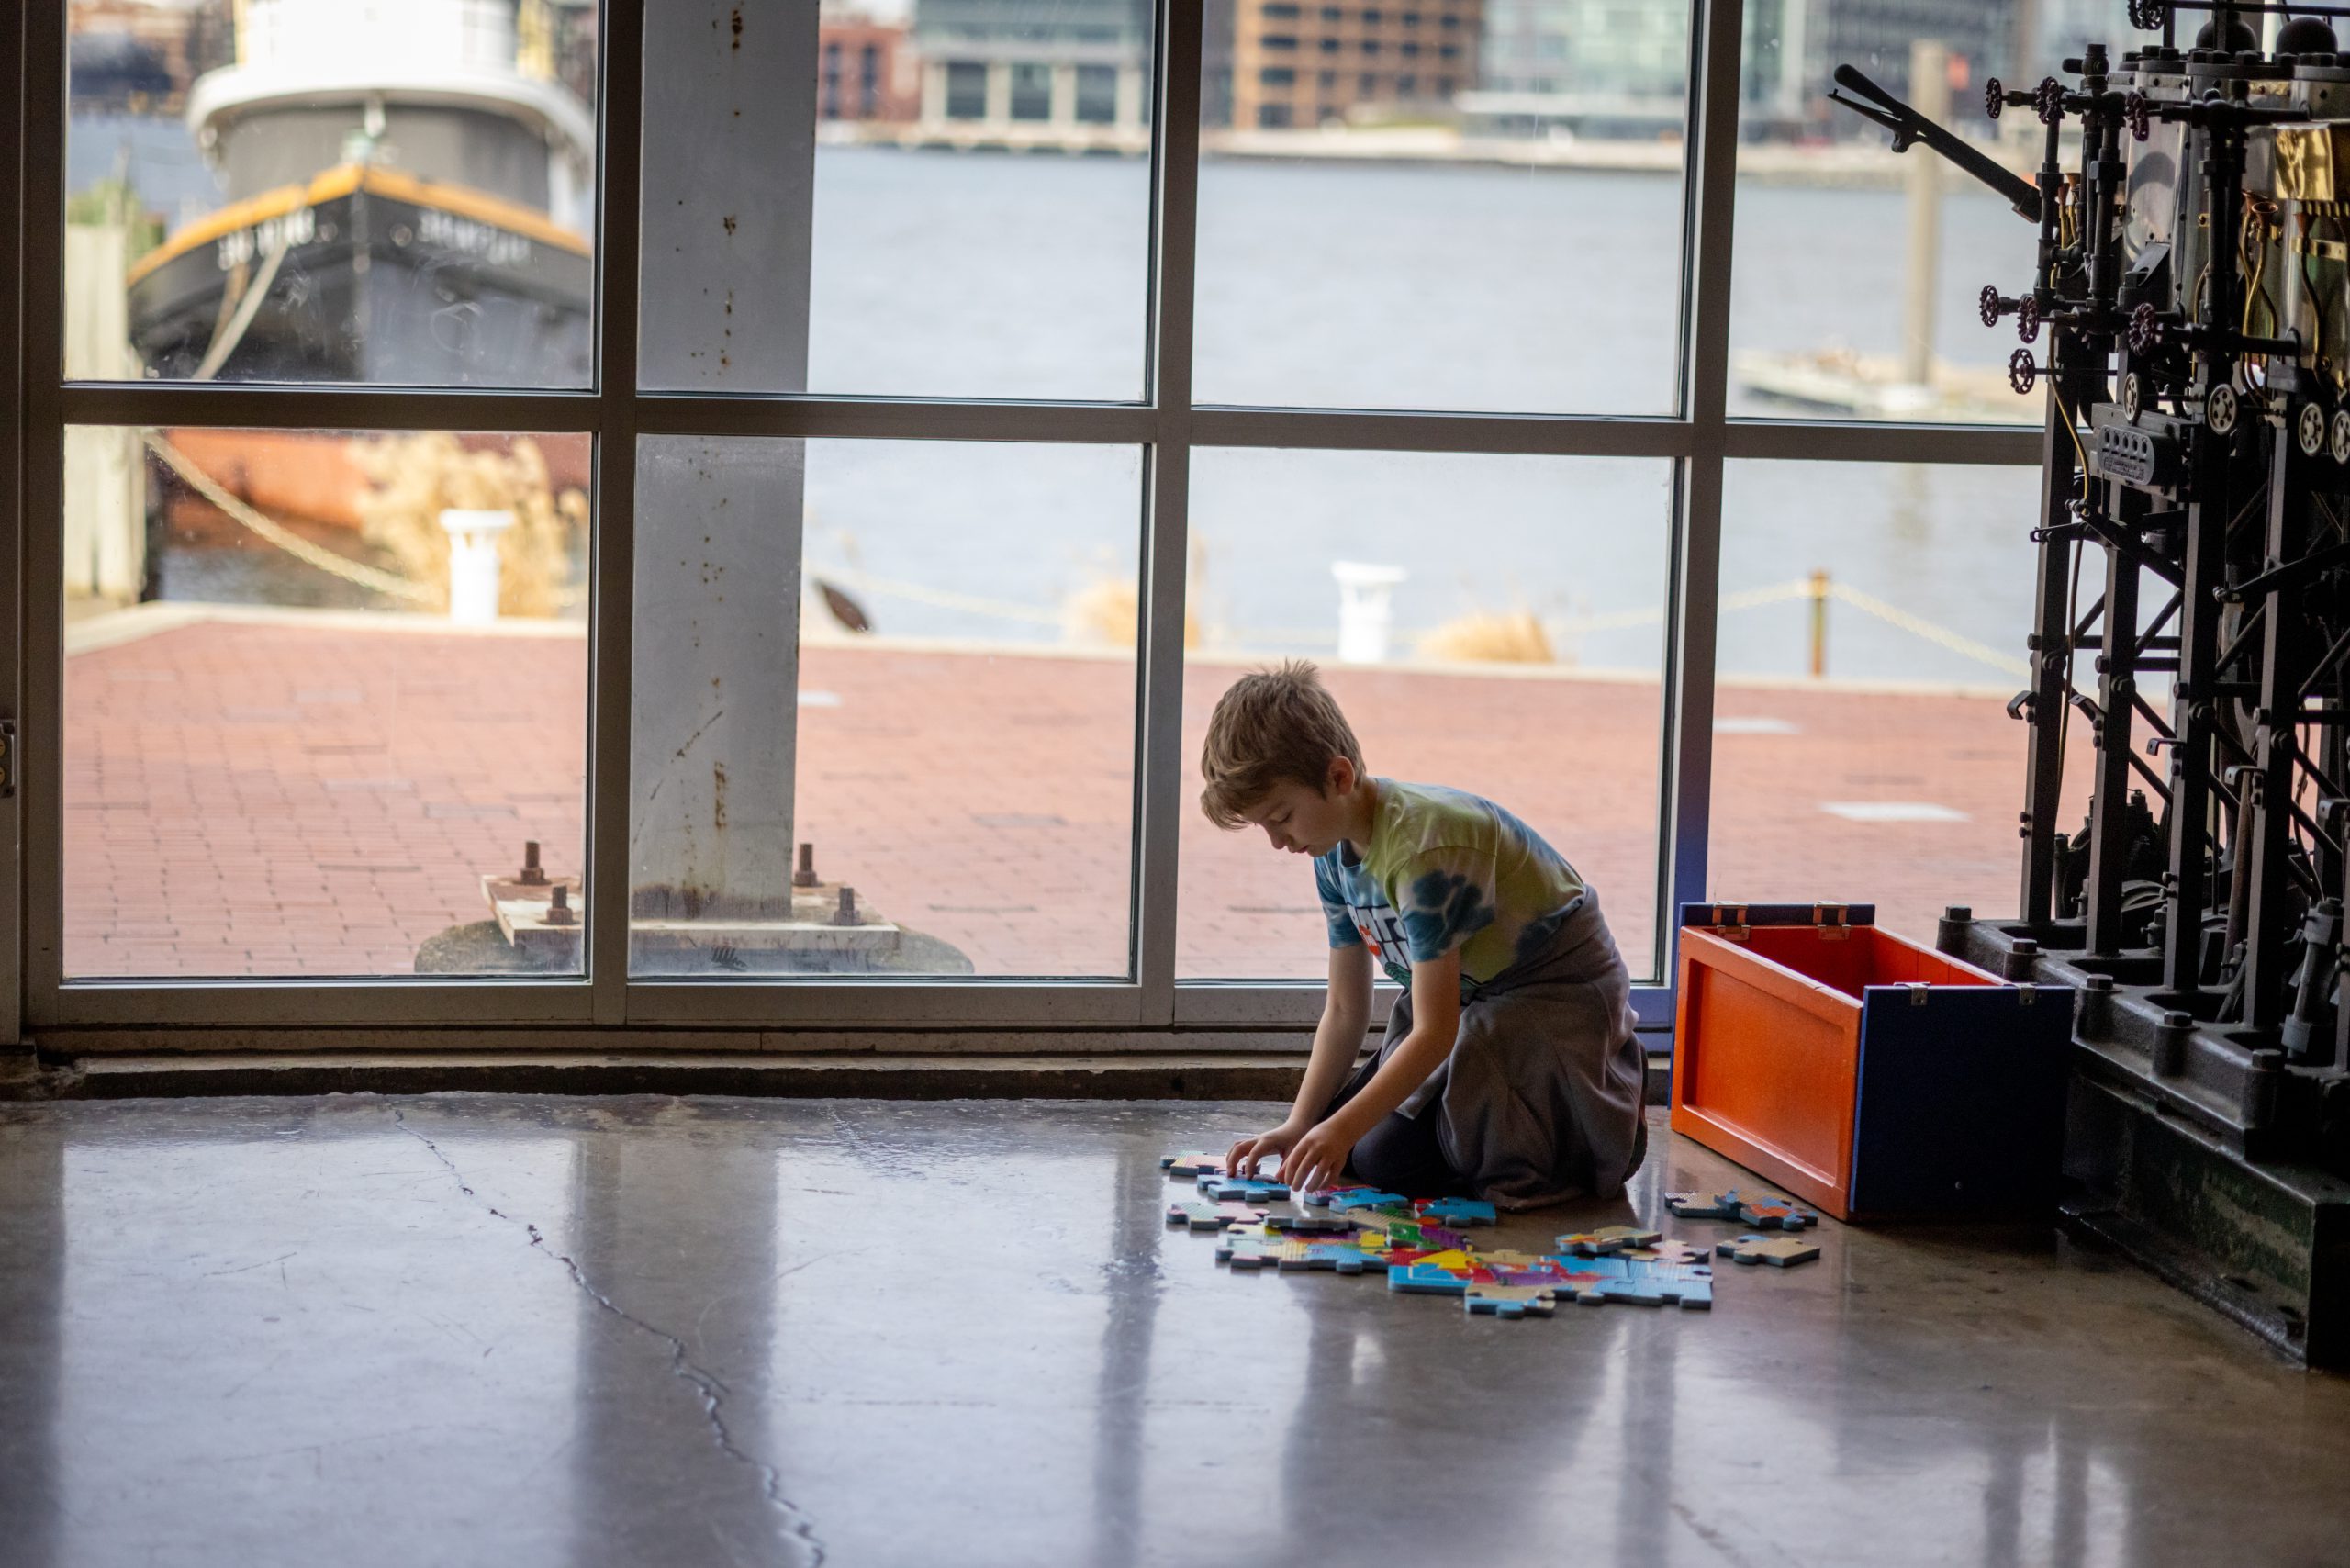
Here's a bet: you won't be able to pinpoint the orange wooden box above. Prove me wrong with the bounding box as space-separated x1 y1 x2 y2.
1669 903 2053 1222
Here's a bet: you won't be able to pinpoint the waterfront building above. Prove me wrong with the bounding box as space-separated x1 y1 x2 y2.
911 0 1152 138
1203 0 1485 129
1461 0 2020 142
820 7 920 124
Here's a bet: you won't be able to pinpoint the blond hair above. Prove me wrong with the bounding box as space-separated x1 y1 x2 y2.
1199 660 1365 829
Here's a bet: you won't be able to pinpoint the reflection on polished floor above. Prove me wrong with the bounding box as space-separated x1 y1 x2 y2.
1 1094 2344 1568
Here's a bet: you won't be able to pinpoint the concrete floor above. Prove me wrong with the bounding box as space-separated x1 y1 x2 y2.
1 1097 2344 1568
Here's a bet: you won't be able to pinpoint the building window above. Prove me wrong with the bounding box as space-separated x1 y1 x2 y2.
1360 71 1379 92
1436 74 1452 93
1321 5 1344 17
1263 1 1303 14
860 45 882 118
1263 33 1299 50
1320 36 1341 52
945 59 988 119
1401 40 1420 56
1363 7 1383 22
1258 102 1293 128
1318 69 1337 87
1397 73 1416 94
1361 38 1382 54
1441 11 1460 25
1402 9 1421 23
1010 61 1053 121
1259 65 1298 85
1075 62 1118 124
1439 43 1460 58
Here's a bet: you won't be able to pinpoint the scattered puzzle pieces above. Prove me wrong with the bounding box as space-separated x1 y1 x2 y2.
1196 1174 1292 1204
1734 1196 1819 1232
1591 1260 1715 1310
1464 1284 1556 1318
1165 1199 1264 1231
1261 1213 1360 1237
1664 1190 1743 1221
1217 1235 1311 1270
1160 1152 1226 1178
1412 1197 1498 1227
1717 1233 1821 1267
1309 1187 1410 1214
1555 1225 1664 1258
1623 1238 1707 1267
1281 1242 1386 1275
1387 1261 1473 1296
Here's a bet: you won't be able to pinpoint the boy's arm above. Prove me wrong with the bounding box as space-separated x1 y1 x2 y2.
1225 942 1373 1175
1279 950 1461 1193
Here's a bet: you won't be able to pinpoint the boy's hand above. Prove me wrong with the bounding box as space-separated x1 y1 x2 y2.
1225 1120 1304 1177
1279 1110 1366 1195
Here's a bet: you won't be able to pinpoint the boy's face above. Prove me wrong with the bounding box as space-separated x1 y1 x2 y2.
1238 758 1360 858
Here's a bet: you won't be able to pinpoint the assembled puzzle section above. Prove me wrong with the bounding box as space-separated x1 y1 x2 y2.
1671 902 2072 1220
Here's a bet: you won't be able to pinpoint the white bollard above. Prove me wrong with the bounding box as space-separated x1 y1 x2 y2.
1332 560 1407 664
440 508 515 626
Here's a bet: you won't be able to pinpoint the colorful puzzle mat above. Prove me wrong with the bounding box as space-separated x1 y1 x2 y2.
1164 1166 1819 1320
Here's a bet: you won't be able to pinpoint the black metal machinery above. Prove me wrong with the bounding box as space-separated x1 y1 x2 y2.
1833 0 2350 1367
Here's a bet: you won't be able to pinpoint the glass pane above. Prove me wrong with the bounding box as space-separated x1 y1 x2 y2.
639 0 1153 399
1178 449 1673 981
1711 460 2093 939
630 436 1142 978
63 425 593 979
1729 3 2132 424
65 0 599 387
1195 0 1692 413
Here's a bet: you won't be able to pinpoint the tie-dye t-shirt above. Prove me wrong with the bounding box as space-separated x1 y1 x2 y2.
1313 779 1589 992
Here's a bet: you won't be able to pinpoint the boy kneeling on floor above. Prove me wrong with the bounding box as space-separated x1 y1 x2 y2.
1204 660 1646 1206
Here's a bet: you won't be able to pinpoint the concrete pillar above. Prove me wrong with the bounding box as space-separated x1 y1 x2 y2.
1049 61 1078 127
921 57 947 123
1900 39 1949 389
1114 62 1145 130
62 222 144 605
632 0 813 945
985 58 1013 124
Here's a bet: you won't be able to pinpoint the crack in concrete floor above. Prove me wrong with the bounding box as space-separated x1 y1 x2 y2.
390 1107 826 1566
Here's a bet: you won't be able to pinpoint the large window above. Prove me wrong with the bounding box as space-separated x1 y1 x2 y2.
19 0 2076 1037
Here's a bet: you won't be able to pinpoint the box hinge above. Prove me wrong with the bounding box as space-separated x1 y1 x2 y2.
1814 901 1852 939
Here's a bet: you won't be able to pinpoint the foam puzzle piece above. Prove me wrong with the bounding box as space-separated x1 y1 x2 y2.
1593 1260 1715 1310
1555 1225 1664 1258
1281 1242 1387 1275
1196 1174 1292 1204
1387 1261 1473 1296
1262 1213 1360 1237
1734 1196 1820 1232
1664 1190 1744 1221
1309 1187 1410 1214
1165 1199 1265 1231
1717 1233 1821 1267
1412 1197 1498 1227
1623 1238 1707 1267
1404 1249 1478 1274
1217 1235 1312 1270
1160 1153 1227 1178
1464 1284 1556 1319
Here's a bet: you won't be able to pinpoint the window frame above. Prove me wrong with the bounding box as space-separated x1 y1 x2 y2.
6 0 2042 1050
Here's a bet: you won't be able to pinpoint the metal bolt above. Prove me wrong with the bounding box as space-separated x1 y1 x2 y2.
2242 1048 2285 1131
793 841 821 889
2003 939 2041 981
546 884 576 926
832 886 861 927
2154 1010 2195 1075
520 840 548 886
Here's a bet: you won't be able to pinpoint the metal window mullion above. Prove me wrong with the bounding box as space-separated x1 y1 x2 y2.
22 0 65 1018
1188 407 1696 458
595 0 646 1023
631 394 1155 443
55 383 606 434
1659 0 1744 1002
1723 419 2042 465
0 0 26 1045
1134 0 1203 1026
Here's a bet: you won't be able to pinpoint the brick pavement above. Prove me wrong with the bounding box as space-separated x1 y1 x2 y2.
62 615 2090 981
